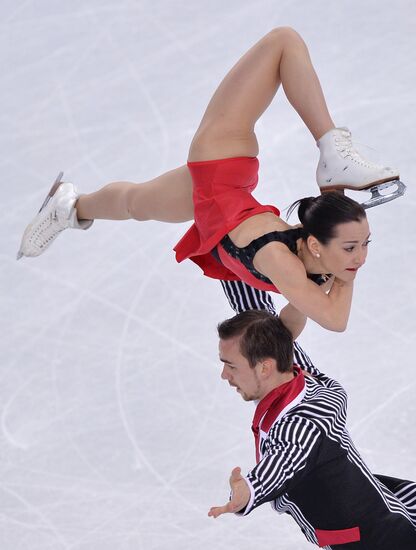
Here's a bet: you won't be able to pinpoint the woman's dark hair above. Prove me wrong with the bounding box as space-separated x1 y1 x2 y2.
217 310 293 373
287 192 366 244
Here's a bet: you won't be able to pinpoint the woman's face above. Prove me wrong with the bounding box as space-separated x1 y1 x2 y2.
318 217 371 281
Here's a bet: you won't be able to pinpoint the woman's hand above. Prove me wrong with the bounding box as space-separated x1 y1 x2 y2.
319 274 335 293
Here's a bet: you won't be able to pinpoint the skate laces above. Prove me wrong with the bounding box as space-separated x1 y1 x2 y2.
334 129 386 170
30 210 67 248
29 186 75 249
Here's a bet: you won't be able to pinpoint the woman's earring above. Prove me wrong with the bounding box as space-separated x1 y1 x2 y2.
316 253 320 258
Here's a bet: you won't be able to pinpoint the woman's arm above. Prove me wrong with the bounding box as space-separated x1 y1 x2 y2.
254 246 353 332
279 275 335 339
279 302 307 340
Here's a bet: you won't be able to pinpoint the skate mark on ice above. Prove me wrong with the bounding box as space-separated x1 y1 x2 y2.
104 30 171 172
114 245 171 477
9 261 211 374
350 383 415 436
0 484 70 549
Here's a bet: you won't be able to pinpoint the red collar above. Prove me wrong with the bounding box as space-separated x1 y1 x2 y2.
252 366 305 462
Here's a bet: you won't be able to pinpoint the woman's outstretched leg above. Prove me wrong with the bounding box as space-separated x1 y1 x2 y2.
76 165 193 223
189 27 398 193
189 27 335 161
17 164 194 258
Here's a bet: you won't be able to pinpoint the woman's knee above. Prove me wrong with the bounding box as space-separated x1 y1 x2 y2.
266 27 306 48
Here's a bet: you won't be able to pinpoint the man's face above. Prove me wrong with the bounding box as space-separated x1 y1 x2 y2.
219 336 263 401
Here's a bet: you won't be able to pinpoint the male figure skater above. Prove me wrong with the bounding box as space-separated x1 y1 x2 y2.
209 281 416 549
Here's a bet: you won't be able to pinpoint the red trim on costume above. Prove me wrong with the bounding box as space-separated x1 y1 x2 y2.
315 526 361 547
216 243 279 292
184 156 258 166
252 366 305 462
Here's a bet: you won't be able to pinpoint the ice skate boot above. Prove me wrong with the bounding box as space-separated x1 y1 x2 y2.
17 172 93 259
316 127 406 209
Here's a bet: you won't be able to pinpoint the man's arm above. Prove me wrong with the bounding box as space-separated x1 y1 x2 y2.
209 418 321 518
220 280 277 315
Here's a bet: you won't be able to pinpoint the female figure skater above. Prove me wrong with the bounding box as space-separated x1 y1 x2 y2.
18 27 401 332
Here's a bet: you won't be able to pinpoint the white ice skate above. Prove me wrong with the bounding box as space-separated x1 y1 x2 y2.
17 172 93 259
316 127 406 209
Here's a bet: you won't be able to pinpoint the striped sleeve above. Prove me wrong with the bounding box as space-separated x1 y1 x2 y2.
220 280 277 315
293 342 322 377
240 418 322 515
395 482 416 527
375 475 416 528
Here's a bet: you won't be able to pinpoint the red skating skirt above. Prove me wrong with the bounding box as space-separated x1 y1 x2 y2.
173 157 281 291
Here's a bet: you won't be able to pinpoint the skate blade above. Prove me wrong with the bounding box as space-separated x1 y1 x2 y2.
321 175 401 192
360 179 406 210
38 171 64 213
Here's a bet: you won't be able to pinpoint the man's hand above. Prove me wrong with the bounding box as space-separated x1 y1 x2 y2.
208 467 251 518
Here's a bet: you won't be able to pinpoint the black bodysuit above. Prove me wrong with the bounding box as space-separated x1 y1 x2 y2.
213 227 331 286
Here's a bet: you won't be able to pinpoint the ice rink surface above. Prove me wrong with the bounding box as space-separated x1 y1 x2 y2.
2 0 416 548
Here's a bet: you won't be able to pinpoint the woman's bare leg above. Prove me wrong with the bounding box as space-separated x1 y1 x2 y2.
79 28 333 223
189 27 335 161
76 165 194 223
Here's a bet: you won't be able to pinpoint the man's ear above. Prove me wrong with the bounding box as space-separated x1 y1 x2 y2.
259 358 275 378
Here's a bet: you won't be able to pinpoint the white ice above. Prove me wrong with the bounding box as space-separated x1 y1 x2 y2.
1 0 416 548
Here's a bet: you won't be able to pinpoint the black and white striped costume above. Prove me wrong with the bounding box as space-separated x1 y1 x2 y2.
220 280 416 549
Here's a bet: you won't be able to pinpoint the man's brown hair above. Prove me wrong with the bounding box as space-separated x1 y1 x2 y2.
217 310 293 373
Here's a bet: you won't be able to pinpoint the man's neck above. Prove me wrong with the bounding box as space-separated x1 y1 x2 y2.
259 369 295 401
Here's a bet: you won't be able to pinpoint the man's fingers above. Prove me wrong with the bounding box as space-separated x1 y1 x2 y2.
208 497 243 518
208 504 229 518
230 466 242 483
